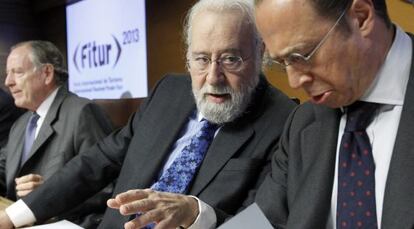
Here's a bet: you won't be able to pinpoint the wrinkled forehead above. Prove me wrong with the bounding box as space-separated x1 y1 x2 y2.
189 9 255 55
7 46 34 68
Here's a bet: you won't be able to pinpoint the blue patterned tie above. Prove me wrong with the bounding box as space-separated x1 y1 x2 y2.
139 120 218 229
337 101 380 229
21 112 40 165
151 119 218 193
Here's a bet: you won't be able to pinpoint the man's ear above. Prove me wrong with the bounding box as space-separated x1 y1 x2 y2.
349 0 376 37
42 64 55 85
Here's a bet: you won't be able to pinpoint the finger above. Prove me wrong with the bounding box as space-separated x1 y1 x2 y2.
115 189 151 204
16 190 32 197
15 174 43 184
124 209 163 229
107 198 122 209
15 181 43 191
154 219 184 229
119 198 156 215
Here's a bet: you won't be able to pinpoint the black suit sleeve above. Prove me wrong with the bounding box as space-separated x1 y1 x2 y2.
22 76 169 222
255 107 301 228
214 138 277 224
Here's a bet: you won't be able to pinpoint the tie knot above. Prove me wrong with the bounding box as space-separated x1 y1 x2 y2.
28 112 40 128
345 101 379 132
200 119 219 135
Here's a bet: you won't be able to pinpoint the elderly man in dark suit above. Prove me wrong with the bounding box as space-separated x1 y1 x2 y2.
0 40 113 228
0 88 23 148
254 0 414 228
0 0 296 228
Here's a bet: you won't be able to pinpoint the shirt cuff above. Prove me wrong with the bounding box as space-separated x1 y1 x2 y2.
5 199 36 227
187 196 216 229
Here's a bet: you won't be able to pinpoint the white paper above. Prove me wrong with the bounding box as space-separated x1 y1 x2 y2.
22 220 84 229
218 203 273 229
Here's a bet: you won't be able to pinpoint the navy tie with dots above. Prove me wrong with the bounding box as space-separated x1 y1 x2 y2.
337 101 380 229
151 119 218 193
21 112 40 166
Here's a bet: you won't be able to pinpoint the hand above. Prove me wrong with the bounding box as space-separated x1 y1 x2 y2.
15 174 44 198
0 210 14 229
107 189 199 229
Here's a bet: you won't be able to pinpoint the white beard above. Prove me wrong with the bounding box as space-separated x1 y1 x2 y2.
193 77 259 124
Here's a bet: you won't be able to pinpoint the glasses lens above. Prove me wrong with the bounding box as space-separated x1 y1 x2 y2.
286 53 308 67
221 56 242 71
191 57 210 71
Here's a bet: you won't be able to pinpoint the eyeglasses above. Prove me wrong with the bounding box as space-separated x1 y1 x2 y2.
188 54 248 73
270 8 347 69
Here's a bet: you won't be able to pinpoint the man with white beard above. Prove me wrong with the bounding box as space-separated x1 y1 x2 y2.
0 0 295 228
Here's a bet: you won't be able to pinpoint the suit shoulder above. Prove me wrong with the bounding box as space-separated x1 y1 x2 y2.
59 92 102 114
64 93 91 104
155 74 191 90
286 101 337 130
148 74 192 100
265 86 296 111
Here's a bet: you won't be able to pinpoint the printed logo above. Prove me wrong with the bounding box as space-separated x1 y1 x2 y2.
72 35 122 74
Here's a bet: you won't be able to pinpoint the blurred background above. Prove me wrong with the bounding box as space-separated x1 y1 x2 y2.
0 0 412 127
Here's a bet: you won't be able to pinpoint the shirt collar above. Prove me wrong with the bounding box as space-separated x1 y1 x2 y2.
360 25 412 106
197 112 203 122
36 87 60 119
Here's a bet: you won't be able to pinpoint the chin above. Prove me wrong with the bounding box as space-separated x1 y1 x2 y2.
320 98 343 108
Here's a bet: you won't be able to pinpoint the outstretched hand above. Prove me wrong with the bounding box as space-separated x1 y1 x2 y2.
107 189 199 229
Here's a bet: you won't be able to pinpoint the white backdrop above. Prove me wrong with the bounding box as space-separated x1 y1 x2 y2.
66 0 147 99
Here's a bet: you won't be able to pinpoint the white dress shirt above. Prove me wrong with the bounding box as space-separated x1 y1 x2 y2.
327 26 413 228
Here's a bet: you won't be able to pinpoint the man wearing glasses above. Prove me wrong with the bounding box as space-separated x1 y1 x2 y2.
254 0 414 228
0 0 295 228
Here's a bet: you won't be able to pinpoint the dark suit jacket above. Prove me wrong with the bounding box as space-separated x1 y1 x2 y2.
0 88 23 148
256 33 414 229
0 87 114 227
23 74 296 228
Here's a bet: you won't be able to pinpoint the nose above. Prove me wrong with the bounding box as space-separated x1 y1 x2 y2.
286 66 313 89
4 72 15 88
206 61 225 86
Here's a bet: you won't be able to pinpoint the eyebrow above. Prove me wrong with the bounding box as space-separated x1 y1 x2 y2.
191 48 243 56
272 41 315 60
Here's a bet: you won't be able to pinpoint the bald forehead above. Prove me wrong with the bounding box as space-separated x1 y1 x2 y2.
255 0 316 12
255 0 320 34
8 45 32 61
255 0 330 58
10 45 34 61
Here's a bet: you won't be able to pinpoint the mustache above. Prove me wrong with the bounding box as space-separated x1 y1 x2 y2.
199 84 233 95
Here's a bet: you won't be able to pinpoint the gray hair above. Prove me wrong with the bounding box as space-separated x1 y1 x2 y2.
184 0 263 71
11 40 68 85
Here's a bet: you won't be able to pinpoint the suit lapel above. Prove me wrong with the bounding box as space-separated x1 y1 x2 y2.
21 87 67 167
130 91 195 189
188 77 271 196
382 33 414 228
288 106 341 228
6 113 29 191
189 122 254 196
